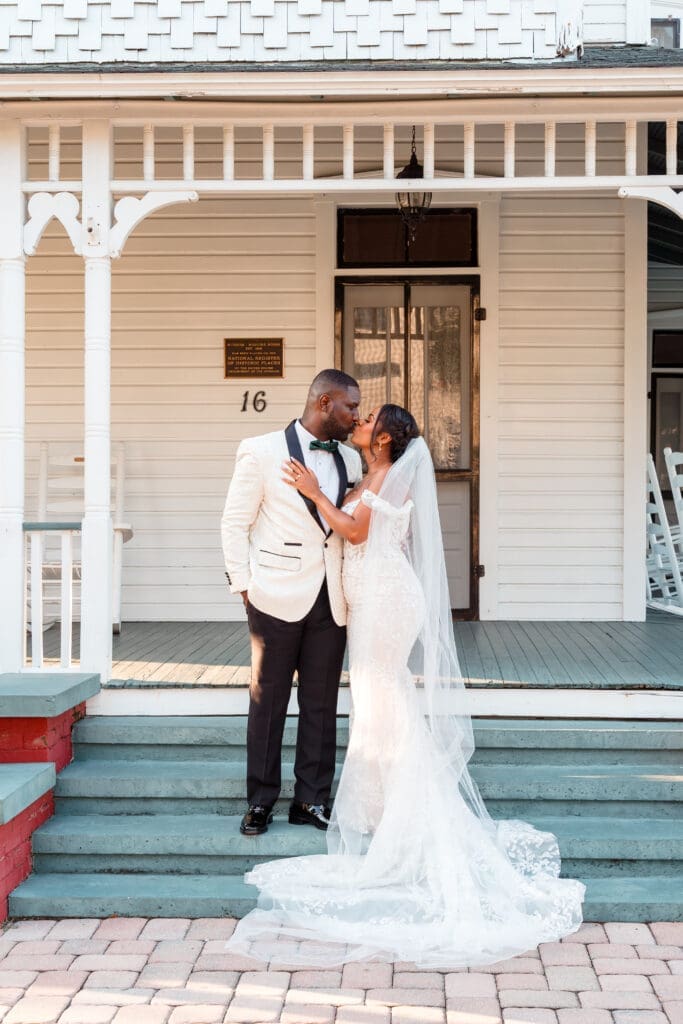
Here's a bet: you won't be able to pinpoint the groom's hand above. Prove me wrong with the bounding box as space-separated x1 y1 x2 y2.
240 591 248 608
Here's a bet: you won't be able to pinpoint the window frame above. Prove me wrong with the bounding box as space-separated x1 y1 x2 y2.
337 207 478 270
650 18 680 48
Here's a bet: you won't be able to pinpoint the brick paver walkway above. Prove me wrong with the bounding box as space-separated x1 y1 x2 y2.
0 919 681 1024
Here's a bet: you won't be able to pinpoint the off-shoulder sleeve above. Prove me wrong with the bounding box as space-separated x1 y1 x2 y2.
361 489 414 518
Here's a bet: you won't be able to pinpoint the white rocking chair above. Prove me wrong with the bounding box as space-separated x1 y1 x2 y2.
35 441 133 634
664 446 683 543
646 453 683 616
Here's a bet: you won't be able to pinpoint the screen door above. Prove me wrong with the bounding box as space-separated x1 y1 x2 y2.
342 282 478 615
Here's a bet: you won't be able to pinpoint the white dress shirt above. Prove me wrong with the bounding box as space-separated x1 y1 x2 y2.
294 419 340 534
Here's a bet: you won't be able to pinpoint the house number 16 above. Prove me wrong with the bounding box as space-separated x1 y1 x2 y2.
241 390 267 413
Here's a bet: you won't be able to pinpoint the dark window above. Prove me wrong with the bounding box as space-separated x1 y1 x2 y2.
338 209 477 268
653 331 683 368
651 18 680 48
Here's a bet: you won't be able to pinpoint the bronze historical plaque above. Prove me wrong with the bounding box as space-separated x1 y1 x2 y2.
224 338 284 379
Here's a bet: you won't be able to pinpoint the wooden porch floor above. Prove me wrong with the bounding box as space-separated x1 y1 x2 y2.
35 613 683 690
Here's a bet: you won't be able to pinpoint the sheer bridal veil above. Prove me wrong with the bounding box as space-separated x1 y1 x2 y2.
227 437 584 967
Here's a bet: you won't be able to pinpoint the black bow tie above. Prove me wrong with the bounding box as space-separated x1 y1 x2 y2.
309 439 339 453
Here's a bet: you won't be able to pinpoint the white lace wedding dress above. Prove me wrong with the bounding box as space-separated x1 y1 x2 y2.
227 442 585 967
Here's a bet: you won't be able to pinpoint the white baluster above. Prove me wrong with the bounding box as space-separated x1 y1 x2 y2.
30 531 44 668
223 126 234 181
262 124 274 182
504 122 515 179
183 124 194 181
303 124 314 181
143 124 154 183
383 124 394 179
423 123 435 179
625 120 637 177
666 119 678 177
544 121 556 178
343 124 354 180
585 120 597 177
48 124 60 183
463 123 475 179
60 530 73 669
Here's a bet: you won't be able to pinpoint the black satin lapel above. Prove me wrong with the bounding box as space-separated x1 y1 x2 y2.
333 447 348 508
284 420 326 534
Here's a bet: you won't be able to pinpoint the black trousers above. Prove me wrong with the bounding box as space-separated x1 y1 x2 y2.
245 579 346 808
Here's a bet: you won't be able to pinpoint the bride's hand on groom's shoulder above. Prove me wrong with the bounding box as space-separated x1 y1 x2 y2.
282 458 322 501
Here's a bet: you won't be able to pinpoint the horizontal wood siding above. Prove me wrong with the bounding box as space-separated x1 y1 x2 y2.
25 197 317 621
497 195 625 619
583 0 627 43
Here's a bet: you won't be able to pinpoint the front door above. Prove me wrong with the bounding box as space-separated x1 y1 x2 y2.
341 281 479 617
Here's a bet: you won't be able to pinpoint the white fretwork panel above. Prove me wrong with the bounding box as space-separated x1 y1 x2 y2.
0 0 589 63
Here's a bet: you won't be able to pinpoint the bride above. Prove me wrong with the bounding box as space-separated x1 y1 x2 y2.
227 404 585 968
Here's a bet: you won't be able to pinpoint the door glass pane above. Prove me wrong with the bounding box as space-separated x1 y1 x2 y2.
351 305 404 410
410 296 470 471
410 308 425 435
428 305 464 470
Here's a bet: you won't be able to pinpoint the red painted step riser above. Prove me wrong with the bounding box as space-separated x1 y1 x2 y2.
0 703 85 772
0 793 54 923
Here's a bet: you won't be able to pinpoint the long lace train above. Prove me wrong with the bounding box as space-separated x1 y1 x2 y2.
227 449 584 967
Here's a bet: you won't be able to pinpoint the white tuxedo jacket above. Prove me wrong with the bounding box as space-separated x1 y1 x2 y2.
221 421 362 626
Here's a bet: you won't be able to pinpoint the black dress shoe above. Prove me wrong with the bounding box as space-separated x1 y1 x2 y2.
240 804 274 836
288 801 331 830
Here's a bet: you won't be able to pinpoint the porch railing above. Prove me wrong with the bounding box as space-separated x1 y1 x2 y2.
23 521 81 670
19 110 683 198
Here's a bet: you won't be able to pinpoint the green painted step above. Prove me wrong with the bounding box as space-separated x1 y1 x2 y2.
10 872 683 923
72 717 683 766
53 759 683 809
30 813 683 878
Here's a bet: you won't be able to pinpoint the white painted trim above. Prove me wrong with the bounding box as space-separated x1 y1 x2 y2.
109 190 198 258
23 192 82 256
3 68 683 103
314 198 335 373
101 177 683 197
622 196 648 620
626 0 652 44
0 121 26 674
79 120 114 682
336 267 483 277
477 199 500 621
87 686 683 719
619 186 683 219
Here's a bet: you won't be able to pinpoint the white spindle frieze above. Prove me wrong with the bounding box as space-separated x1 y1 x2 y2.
585 120 597 177
48 124 60 183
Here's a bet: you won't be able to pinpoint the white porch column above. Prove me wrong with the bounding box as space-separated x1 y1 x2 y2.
0 122 26 673
80 120 113 680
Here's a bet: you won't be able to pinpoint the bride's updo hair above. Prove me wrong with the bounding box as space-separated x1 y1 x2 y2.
372 404 420 463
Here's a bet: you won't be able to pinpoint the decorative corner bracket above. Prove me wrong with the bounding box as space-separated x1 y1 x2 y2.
109 190 199 258
619 186 683 221
24 192 82 256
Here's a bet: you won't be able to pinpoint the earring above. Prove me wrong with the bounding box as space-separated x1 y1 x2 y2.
378 441 383 452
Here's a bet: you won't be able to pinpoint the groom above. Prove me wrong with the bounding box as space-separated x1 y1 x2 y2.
221 369 362 836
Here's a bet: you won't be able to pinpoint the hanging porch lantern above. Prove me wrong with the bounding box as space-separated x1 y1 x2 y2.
396 126 432 245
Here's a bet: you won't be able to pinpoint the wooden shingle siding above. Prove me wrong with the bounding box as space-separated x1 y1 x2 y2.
497 195 625 619
25 195 317 622
0 0 590 64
